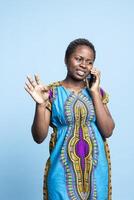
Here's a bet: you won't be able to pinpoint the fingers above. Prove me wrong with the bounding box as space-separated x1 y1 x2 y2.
27 75 37 88
34 74 41 85
24 81 34 95
24 75 37 95
24 84 33 95
91 67 101 78
24 74 49 93
25 74 49 89
34 74 49 91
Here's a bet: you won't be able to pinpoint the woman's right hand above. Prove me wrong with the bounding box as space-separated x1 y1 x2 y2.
24 74 49 105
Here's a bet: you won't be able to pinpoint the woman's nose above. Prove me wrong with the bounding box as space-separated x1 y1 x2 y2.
80 60 87 68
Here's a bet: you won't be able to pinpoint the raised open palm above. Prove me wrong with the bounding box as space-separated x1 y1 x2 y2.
24 74 49 104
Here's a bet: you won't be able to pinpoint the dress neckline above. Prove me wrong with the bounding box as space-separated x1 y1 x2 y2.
59 81 87 95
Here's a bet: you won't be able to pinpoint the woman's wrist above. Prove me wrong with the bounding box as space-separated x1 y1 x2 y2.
90 89 100 96
36 99 49 108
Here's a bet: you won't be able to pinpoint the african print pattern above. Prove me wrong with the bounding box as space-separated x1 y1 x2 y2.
60 92 98 200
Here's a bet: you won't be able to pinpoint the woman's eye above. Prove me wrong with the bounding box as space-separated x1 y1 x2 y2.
87 61 93 65
76 57 81 62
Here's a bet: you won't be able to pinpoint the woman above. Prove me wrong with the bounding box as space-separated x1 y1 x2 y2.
25 38 115 200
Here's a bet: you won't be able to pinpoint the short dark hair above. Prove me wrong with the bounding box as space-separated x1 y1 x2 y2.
65 38 96 64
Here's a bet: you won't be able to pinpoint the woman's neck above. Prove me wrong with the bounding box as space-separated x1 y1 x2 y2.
61 76 86 90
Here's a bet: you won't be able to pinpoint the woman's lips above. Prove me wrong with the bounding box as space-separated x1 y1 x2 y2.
76 70 86 76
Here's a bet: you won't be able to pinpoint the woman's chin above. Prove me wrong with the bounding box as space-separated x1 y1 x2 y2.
74 74 87 81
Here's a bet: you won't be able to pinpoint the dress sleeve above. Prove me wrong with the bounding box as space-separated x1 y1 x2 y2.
45 81 60 112
46 88 53 112
100 87 109 104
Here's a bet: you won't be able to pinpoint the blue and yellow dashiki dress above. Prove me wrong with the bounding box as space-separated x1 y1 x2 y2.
43 81 112 200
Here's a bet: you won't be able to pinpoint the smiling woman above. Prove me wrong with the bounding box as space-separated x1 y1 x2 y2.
25 38 115 200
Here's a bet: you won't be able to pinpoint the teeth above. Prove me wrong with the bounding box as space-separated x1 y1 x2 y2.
77 71 85 76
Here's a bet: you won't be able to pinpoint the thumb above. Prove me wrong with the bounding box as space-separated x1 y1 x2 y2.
42 85 49 92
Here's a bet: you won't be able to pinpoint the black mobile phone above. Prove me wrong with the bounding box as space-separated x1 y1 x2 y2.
86 74 96 88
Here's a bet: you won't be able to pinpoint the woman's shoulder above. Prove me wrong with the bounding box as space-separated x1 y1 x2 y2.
46 81 61 112
47 81 62 103
48 81 61 89
99 87 109 104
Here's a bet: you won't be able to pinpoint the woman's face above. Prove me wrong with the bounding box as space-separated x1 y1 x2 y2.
66 45 94 81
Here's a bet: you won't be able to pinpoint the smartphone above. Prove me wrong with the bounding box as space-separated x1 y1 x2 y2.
86 74 96 88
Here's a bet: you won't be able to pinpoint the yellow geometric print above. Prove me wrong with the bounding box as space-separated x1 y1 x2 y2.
68 100 93 200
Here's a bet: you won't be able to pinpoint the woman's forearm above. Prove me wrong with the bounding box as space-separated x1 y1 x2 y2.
91 91 115 138
31 103 51 143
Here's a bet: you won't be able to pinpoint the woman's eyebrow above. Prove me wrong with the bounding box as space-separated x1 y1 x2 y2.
76 55 93 61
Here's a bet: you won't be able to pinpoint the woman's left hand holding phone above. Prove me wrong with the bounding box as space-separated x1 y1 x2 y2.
89 67 101 93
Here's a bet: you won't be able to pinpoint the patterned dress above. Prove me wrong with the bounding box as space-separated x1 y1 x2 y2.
43 81 112 200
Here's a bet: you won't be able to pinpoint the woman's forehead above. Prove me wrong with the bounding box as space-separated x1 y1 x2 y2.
73 45 94 59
